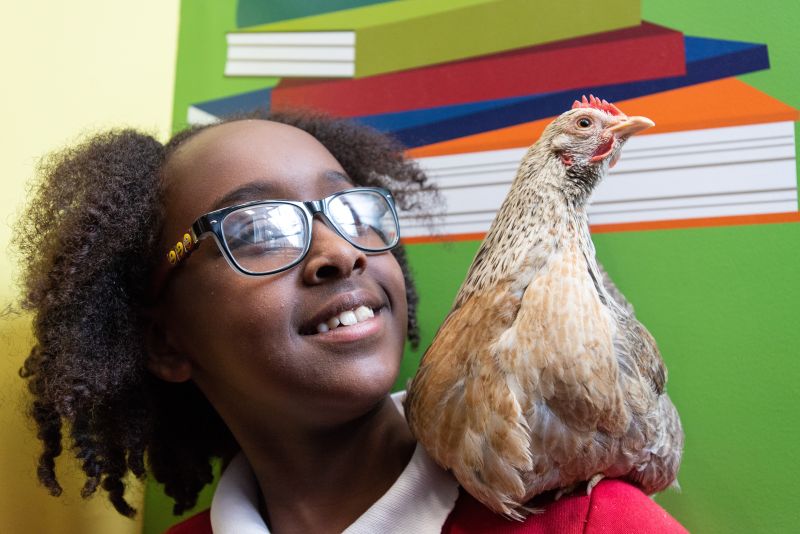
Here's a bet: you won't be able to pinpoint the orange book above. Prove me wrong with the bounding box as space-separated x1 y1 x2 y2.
407 79 799 158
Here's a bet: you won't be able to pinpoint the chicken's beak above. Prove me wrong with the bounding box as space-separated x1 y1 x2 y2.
608 116 655 138
592 116 655 167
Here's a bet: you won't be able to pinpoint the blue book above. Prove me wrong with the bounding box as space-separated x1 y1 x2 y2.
354 36 769 148
186 36 769 147
187 88 272 125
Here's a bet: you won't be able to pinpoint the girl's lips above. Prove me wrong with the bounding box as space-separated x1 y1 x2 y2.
305 308 385 343
299 289 385 336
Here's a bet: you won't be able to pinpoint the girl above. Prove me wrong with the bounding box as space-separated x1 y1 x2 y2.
16 111 686 533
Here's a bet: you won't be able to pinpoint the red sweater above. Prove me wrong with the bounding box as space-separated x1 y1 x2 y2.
165 479 687 533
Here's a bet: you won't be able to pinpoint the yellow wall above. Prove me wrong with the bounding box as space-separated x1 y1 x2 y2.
1 2 179 532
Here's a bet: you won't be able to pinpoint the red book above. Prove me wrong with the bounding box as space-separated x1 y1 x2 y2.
271 22 685 117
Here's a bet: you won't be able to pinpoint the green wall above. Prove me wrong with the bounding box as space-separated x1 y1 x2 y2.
145 1 800 532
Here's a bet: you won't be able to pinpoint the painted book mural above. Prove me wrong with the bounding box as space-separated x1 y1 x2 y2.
187 7 796 237
145 1 800 533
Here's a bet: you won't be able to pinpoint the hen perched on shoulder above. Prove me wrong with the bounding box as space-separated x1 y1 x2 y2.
405 96 684 519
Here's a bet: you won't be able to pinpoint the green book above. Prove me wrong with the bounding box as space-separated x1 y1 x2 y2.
225 0 641 78
236 0 394 28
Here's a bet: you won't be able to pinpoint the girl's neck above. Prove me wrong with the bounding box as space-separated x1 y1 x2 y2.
237 394 416 534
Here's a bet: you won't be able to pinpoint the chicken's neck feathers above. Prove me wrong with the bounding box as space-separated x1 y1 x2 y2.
571 209 629 318
455 156 563 307
455 151 626 318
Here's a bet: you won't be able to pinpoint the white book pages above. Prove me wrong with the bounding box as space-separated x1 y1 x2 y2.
187 106 221 126
227 45 356 61
401 121 798 238
224 60 356 77
588 199 799 225
399 195 799 236
227 31 356 46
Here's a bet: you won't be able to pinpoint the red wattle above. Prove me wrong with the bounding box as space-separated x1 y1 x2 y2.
590 135 615 162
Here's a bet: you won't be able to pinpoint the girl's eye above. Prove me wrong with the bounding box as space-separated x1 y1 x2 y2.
577 118 592 128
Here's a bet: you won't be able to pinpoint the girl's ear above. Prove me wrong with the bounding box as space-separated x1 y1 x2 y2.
144 310 192 383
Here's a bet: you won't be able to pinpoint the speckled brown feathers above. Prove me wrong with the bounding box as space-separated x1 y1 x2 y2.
405 101 683 519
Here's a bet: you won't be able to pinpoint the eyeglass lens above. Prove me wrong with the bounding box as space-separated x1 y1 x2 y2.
220 190 398 274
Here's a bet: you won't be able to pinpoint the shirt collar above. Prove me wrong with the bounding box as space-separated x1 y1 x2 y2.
209 393 459 534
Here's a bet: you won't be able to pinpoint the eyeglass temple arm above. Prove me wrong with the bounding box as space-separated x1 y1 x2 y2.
166 225 201 267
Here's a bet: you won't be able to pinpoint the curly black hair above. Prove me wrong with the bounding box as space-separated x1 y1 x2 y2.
14 110 438 517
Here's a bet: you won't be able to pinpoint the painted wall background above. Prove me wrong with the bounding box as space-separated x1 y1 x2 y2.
2 1 797 534
1 1 179 532
149 1 800 533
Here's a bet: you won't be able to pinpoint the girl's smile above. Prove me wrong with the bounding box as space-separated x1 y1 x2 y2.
155 118 409 427
298 288 385 337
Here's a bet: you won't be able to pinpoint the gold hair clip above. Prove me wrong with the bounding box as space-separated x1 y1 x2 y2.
166 231 198 266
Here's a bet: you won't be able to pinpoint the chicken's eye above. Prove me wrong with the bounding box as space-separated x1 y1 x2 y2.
577 118 592 128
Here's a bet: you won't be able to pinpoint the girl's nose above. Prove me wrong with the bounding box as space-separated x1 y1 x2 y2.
301 218 367 284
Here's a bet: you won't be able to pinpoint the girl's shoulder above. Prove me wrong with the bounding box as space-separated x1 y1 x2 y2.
442 479 688 534
163 479 688 534
164 509 212 534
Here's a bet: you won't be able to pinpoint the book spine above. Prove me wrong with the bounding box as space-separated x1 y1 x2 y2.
273 24 684 116
354 0 641 77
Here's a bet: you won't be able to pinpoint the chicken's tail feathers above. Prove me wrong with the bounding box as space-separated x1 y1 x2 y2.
435 369 537 519
625 394 684 494
450 451 531 521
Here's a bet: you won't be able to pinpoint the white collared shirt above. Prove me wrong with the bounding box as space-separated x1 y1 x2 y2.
209 394 460 534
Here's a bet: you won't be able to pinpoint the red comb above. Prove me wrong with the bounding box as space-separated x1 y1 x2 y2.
571 95 624 117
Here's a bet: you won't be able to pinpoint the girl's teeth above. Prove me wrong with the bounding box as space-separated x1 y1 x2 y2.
315 305 376 333
355 305 374 321
339 310 357 326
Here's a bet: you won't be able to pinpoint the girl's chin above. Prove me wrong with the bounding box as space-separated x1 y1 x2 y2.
316 364 402 417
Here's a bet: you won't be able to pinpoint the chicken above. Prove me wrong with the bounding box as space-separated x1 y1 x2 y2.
405 96 683 519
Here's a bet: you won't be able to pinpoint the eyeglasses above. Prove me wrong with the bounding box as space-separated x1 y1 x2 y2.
164 187 401 277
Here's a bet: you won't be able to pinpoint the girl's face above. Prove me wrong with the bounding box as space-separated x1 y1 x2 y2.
153 120 408 433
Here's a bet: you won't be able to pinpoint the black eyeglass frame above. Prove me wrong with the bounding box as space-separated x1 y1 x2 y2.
171 187 401 277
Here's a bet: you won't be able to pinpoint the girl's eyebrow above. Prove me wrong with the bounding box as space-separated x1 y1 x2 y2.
324 169 354 185
210 171 352 211
210 181 276 211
